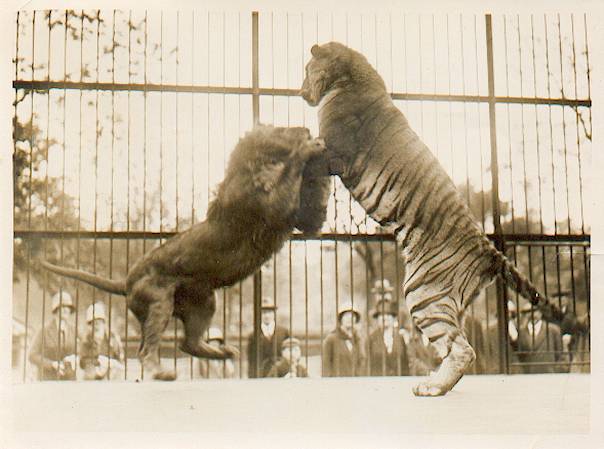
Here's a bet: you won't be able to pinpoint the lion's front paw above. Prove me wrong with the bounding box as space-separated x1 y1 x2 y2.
222 344 240 359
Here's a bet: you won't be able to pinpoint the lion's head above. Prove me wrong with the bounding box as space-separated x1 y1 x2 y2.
300 42 386 106
213 125 325 220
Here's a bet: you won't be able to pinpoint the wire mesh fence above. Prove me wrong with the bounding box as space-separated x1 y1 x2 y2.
12 10 591 382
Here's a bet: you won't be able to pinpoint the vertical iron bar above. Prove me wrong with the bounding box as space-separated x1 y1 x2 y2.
14 11 27 382
190 11 196 379
173 11 180 376
75 9 84 380
251 11 262 378
485 14 509 374
108 10 117 378
141 10 148 380
125 10 132 379
570 15 585 236
582 14 591 341
474 15 486 230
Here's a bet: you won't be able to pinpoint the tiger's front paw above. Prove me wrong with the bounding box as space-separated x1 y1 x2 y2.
309 137 326 154
412 380 448 397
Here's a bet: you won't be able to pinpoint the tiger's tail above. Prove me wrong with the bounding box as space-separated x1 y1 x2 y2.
40 260 127 296
492 249 562 321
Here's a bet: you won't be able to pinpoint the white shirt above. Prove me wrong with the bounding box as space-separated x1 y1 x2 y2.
383 328 394 354
261 321 275 338
527 320 543 337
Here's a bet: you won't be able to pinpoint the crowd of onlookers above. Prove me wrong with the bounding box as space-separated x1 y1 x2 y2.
27 280 589 381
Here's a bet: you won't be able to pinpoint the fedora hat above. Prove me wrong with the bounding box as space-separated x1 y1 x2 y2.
337 301 361 323
281 337 302 350
372 298 398 318
51 291 75 313
551 290 572 298
86 303 107 323
207 327 224 343
261 296 278 310
371 279 394 294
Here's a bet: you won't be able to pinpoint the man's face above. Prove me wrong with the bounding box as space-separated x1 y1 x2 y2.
89 318 106 339
54 306 74 327
282 346 301 362
375 313 395 330
339 311 357 336
261 309 275 325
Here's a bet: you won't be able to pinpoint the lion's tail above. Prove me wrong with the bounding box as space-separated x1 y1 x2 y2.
40 261 127 296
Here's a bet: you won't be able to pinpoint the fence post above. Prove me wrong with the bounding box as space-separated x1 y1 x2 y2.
485 14 510 374
251 11 262 378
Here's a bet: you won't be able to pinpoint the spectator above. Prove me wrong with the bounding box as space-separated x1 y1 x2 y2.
79 303 125 380
268 337 308 378
247 297 289 378
368 298 409 376
511 302 566 374
322 301 366 377
398 306 440 376
463 313 487 374
199 327 235 379
484 300 521 374
29 291 78 380
550 290 589 372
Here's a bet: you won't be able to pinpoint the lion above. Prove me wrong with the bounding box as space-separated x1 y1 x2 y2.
41 124 331 381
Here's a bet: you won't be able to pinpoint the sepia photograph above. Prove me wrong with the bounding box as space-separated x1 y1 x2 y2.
1 1 603 448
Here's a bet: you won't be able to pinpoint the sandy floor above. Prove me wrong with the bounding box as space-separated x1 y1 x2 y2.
10 373 589 435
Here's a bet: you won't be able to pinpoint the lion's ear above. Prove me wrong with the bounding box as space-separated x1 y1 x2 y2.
311 44 323 57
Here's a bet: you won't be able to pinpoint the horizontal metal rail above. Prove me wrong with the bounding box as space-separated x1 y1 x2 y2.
13 229 590 245
12 80 592 108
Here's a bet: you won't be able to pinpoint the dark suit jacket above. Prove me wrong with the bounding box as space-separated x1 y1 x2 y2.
322 328 366 377
28 322 78 380
516 321 565 374
247 325 289 378
368 328 409 376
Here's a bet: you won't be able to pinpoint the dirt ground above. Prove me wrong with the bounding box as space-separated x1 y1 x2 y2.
10 374 589 435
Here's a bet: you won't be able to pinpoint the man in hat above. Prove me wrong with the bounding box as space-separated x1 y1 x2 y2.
322 301 366 377
79 302 125 380
513 302 566 374
268 337 308 378
368 298 409 376
247 297 290 378
551 290 589 372
29 291 78 380
199 327 236 379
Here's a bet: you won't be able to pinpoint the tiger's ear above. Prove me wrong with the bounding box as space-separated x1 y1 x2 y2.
311 44 323 57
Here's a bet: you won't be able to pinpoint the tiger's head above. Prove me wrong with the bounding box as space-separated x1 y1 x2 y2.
300 42 386 107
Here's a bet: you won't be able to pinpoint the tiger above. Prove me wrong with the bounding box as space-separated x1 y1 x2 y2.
300 42 562 396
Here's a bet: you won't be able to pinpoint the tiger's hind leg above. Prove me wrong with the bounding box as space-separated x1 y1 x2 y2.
407 288 475 396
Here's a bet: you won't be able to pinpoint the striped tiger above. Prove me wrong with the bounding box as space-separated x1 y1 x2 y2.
300 42 562 396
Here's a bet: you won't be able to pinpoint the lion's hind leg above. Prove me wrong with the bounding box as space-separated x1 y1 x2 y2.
129 279 177 381
176 290 239 360
408 288 475 396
